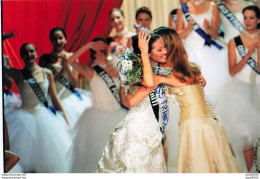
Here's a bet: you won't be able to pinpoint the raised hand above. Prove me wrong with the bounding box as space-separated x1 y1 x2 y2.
138 30 151 55
3 30 17 41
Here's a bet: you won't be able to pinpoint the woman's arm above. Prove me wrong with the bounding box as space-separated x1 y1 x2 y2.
46 69 70 127
203 3 220 39
61 53 78 87
257 34 260 71
138 30 154 87
176 7 194 39
228 39 256 76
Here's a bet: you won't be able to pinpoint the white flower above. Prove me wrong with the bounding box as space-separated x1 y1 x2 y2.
127 60 133 70
120 75 127 81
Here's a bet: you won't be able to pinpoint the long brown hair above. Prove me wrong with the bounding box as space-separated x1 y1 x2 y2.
154 26 200 84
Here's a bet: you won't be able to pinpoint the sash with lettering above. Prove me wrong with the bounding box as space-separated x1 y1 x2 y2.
149 84 169 138
22 68 57 114
46 63 83 100
181 3 224 50
234 36 260 75
170 8 178 25
93 65 121 104
218 3 245 33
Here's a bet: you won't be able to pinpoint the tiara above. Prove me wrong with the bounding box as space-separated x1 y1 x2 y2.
133 24 152 36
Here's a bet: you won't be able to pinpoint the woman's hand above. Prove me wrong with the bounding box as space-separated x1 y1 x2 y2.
199 74 206 87
138 30 151 56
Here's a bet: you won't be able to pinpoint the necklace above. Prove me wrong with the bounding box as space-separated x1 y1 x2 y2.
27 65 38 73
116 28 128 36
191 0 205 6
245 30 259 38
228 0 239 4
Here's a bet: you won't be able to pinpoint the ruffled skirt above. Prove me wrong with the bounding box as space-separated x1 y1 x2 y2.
97 104 167 173
5 105 72 173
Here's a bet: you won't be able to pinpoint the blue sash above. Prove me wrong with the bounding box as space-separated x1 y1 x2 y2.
46 63 83 100
181 3 224 50
149 84 169 137
170 8 178 25
234 36 260 75
218 3 245 33
22 69 57 114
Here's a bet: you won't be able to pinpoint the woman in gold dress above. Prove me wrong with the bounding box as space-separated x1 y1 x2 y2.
151 26 240 173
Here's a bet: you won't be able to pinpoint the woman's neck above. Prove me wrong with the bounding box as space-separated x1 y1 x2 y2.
116 27 128 36
95 59 108 68
52 49 65 55
25 63 38 72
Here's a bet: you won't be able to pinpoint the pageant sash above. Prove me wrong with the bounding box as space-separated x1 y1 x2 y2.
170 8 178 25
149 84 169 136
234 36 260 75
22 69 57 114
218 3 245 33
93 65 121 104
46 63 83 100
181 3 224 50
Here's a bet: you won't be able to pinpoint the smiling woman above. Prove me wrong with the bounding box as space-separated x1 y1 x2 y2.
3 43 72 173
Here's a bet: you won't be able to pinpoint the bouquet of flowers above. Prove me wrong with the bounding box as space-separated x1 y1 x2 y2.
117 48 172 94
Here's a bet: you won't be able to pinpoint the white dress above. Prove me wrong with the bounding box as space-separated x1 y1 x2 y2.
97 86 167 173
214 47 260 172
52 64 94 128
4 69 72 173
182 2 231 106
4 91 22 115
70 71 127 173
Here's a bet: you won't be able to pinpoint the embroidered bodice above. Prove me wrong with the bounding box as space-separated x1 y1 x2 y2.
167 84 217 125
18 69 49 109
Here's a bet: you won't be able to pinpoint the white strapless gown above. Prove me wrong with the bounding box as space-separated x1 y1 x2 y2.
214 47 260 172
70 71 127 173
97 86 167 173
182 2 231 106
4 69 72 173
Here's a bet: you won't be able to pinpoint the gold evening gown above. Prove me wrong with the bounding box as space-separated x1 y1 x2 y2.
168 84 240 173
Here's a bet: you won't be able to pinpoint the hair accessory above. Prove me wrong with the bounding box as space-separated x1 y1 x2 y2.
133 24 152 36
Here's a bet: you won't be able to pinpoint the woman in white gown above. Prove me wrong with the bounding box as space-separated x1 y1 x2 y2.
39 27 93 128
106 8 135 69
214 5 260 172
151 27 240 173
65 37 128 173
96 31 169 173
4 43 72 173
176 0 230 106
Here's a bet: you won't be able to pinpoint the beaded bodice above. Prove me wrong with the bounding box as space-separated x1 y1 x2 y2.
167 84 218 125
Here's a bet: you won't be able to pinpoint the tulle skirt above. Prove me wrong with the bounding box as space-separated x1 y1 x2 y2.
70 107 127 173
177 117 240 173
4 92 22 115
183 40 231 106
214 79 260 172
60 88 94 128
5 105 72 173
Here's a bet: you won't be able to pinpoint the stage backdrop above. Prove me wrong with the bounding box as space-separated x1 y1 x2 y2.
2 0 122 91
